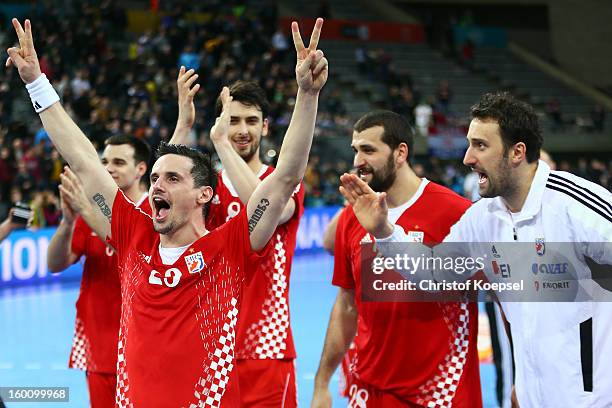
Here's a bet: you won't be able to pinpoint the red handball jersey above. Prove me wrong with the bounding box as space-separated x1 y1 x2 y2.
207 166 304 360
332 180 482 407
110 190 269 408
68 193 150 374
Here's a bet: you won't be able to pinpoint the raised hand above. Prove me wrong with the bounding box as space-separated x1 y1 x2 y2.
292 18 328 93
339 173 394 238
6 19 42 84
176 66 200 130
59 186 77 225
210 87 232 144
59 166 92 218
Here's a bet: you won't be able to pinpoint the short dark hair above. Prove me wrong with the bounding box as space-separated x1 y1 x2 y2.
155 143 216 219
471 92 543 163
353 110 414 163
105 134 152 167
215 80 270 119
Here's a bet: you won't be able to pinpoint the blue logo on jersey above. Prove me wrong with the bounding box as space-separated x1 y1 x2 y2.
185 251 206 274
531 263 568 275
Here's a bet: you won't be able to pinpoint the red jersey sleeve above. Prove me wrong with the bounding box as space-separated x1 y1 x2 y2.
108 189 153 252
289 182 305 221
332 208 356 289
70 216 88 258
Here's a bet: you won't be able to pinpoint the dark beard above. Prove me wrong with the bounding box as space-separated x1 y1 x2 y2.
237 142 260 162
480 156 516 199
368 155 396 192
153 221 174 235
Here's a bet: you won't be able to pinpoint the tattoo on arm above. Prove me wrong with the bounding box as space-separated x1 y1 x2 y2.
248 198 270 234
92 193 112 223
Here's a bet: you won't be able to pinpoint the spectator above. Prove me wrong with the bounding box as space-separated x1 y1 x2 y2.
436 80 452 114
461 39 475 70
271 28 289 63
414 96 434 136
540 149 556 170
326 89 347 118
177 45 201 70
70 69 91 98
546 97 563 130
355 44 367 75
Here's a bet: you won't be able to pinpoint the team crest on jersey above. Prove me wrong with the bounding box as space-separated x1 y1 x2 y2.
185 251 206 274
406 231 424 242
535 238 545 256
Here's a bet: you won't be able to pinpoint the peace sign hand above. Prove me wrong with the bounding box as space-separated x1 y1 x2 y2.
6 19 42 84
292 18 328 94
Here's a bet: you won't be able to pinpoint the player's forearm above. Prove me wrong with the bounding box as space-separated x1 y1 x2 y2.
39 103 100 177
215 138 296 223
314 293 357 388
274 89 319 187
214 139 260 203
47 219 76 272
322 210 342 254
169 124 193 146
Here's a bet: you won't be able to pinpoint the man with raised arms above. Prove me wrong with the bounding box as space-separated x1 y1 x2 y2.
170 71 306 406
6 17 328 406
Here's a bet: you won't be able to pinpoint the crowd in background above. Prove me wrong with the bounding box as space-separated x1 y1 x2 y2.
0 0 609 227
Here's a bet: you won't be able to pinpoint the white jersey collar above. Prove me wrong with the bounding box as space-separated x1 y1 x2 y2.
135 192 148 207
489 160 550 222
387 178 429 224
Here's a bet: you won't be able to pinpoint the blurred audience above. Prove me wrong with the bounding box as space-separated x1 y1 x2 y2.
0 0 608 224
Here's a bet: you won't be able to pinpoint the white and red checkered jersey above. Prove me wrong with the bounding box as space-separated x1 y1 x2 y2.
109 190 269 407
332 180 482 407
207 165 304 360
68 193 150 374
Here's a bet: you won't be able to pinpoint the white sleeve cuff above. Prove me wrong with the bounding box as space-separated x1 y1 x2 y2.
375 224 406 243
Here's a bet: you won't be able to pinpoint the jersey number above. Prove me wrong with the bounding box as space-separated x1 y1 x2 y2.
226 201 241 222
149 268 182 288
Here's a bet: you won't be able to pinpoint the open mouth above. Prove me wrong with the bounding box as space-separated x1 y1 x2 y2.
152 197 171 222
357 168 372 180
477 171 488 185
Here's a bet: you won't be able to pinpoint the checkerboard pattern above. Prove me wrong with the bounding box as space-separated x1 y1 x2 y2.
68 317 94 371
115 331 132 408
241 234 290 359
115 258 140 408
191 297 239 407
416 302 470 407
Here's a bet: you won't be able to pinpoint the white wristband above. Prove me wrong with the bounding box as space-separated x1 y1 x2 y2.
25 74 59 113
375 224 405 243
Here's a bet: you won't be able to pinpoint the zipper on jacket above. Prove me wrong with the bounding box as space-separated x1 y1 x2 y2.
508 211 518 241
